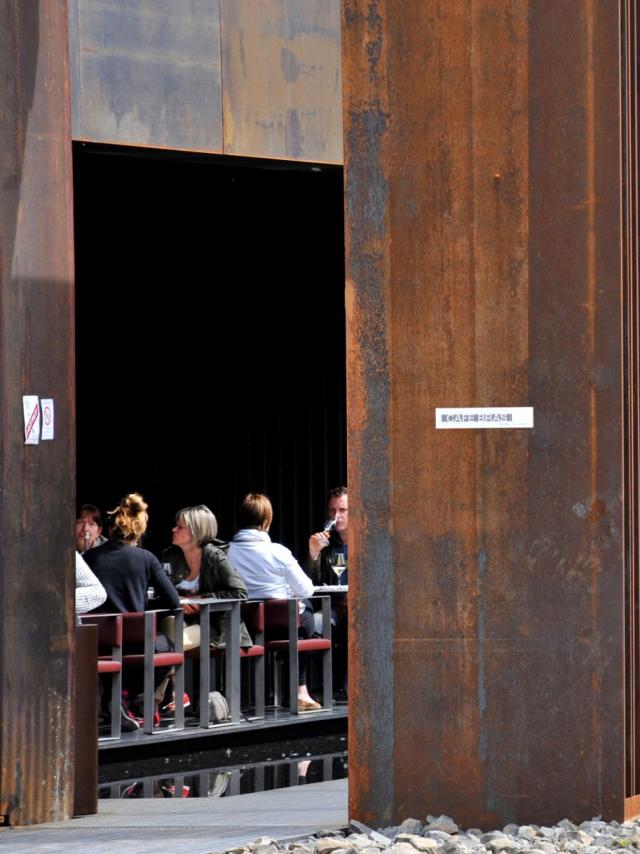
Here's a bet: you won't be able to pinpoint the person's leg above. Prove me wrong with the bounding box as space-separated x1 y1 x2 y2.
297 608 320 707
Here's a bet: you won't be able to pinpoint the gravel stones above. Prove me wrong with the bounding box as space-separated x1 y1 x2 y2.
387 844 421 854
426 817 460 836
394 834 439 851
232 815 640 854
399 820 425 835
313 839 352 853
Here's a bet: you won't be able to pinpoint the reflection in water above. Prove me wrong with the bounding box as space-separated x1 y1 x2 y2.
99 735 348 799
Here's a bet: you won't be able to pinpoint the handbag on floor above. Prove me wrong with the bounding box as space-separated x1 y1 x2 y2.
208 690 230 722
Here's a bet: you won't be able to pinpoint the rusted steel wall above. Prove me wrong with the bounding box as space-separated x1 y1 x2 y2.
220 0 342 162
68 0 343 163
0 0 76 825
68 0 223 153
344 0 625 827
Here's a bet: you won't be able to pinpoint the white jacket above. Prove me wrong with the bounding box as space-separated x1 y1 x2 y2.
229 529 313 601
75 551 107 613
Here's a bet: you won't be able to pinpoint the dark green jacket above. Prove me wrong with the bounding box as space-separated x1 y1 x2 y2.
161 540 253 647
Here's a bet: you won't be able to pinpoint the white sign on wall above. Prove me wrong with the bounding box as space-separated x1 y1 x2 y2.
23 396 40 444
435 407 534 429
41 399 55 440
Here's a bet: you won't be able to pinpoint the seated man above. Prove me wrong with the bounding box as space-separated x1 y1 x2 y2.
304 486 349 585
304 486 349 700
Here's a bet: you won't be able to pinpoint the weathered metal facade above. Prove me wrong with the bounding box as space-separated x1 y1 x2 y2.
0 0 344 826
0 0 76 825
67 0 343 163
2 0 638 830
344 0 630 827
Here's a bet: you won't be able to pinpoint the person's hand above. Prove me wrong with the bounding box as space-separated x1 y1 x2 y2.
308 532 330 561
183 602 200 616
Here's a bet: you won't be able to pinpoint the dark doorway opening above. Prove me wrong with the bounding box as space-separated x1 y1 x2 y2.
73 143 346 559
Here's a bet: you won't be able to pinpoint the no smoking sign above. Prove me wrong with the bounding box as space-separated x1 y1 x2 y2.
40 398 54 440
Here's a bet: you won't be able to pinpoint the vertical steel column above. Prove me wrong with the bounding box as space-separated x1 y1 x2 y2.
622 0 640 813
343 0 626 826
0 0 75 825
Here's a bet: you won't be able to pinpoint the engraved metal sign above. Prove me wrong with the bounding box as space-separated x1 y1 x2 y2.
435 407 534 429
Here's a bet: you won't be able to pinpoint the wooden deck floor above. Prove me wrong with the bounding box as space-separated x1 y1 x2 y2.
0 778 348 853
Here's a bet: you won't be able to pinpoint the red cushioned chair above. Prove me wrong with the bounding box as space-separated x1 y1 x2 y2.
264 596 332 715
80 613 123 740
121 609 185 734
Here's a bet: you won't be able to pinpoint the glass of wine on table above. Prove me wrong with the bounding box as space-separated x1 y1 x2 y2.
331 552 346 586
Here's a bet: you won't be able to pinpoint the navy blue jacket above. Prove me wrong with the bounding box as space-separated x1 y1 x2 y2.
84 541 180 613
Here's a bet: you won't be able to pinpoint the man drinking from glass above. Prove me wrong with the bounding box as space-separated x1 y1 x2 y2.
304 486 349 701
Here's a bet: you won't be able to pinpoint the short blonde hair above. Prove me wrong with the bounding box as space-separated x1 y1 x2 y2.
108 493 148 544
176 505 218 545
238 493 273 530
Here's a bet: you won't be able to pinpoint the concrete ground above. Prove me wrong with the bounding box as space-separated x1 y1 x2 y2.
0 778 348 854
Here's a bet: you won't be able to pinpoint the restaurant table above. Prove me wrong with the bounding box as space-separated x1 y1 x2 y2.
179 597 242 727
313 585 349 594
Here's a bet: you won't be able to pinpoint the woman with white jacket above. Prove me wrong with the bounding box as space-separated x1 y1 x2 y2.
229 493 321 711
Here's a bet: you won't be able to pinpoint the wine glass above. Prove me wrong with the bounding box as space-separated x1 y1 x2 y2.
331 552 346 586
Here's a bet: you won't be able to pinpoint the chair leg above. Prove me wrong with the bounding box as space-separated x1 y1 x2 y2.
184 657 194 702
174 661 185 729
111 670 122 739
143 613 155 734
272 653 282 708
143 674 154 734
241 658 251 711
199 653 209 728
288 643 299 715
288 600 299 716
322 647 333 709
254 655 265 718
173 609 185 729
321 595 333 709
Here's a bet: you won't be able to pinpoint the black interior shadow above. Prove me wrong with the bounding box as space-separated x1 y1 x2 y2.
74 144 346 559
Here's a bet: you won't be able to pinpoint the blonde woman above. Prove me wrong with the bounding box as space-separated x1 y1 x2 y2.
162 504 252 649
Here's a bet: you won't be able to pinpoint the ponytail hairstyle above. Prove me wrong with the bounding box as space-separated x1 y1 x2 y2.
108 492 149 544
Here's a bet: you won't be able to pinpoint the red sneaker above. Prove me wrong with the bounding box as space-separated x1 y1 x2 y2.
161 693 191 714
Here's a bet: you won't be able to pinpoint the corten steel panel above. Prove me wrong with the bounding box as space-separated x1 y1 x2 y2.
526 0 624 823
622 0 640 807
0 0 76 826
220 0 343 163
70 0 223 152
73 625 98 817
344 0 625 827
